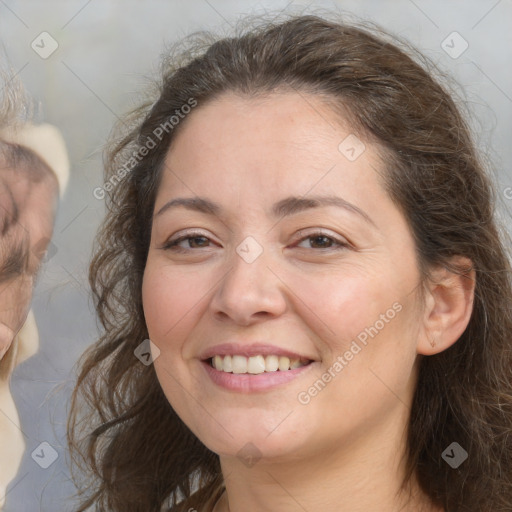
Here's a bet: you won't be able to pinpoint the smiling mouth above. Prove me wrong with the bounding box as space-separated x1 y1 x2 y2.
206 354 313 374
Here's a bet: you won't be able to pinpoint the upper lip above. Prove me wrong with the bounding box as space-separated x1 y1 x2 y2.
199 343 318 362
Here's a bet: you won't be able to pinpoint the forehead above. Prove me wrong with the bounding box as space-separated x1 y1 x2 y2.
170 91 347 157
159 91 386 204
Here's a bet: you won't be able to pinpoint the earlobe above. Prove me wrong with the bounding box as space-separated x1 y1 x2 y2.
417 256 475 356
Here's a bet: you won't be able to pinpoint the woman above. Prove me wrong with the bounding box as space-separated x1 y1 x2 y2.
69 13 512 512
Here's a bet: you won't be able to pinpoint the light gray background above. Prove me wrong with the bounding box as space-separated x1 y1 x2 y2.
1 1 511 510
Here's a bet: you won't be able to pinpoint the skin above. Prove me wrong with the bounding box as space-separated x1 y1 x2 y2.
0 158 58 509
142 91 475 512
0 166 58 358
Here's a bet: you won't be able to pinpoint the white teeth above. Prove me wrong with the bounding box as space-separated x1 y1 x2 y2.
247 355 265 374
265 355 279 372
223 354 233 372
213 355 223 371
210 354 310 373
278 356 290 371
232 355 247 374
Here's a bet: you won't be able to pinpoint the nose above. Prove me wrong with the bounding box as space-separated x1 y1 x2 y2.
209 238 288 326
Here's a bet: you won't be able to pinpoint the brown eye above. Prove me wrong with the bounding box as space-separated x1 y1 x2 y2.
162 232 214 252
308 235 335 248
295 231 349 251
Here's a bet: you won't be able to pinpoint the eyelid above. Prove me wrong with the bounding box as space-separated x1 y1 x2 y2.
160 228 217 250
167 228 212 241
295 227 343 238
293 228 351 246
161 227 352 253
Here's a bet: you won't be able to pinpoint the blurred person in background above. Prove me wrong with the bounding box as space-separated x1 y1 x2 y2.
0 68 68 509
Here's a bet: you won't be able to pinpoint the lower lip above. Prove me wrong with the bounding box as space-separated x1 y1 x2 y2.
201 359 316 392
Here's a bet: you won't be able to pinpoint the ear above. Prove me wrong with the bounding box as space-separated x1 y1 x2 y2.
417 256 475 355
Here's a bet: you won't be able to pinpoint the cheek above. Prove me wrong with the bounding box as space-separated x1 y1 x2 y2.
288 264 405 353
142 262 210 348
318 300 418 425
294 265 419 400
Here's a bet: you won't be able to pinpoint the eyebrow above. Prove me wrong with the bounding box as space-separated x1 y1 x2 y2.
155 194 376 227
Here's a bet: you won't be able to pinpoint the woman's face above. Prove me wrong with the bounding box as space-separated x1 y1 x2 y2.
142 91 425 461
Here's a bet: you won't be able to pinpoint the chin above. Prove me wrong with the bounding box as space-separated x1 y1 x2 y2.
187 409 311 461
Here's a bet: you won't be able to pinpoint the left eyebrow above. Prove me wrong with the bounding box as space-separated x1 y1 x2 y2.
155 194 376 227
271 195 376 227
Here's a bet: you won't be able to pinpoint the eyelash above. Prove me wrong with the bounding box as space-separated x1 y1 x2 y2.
161 230 350 253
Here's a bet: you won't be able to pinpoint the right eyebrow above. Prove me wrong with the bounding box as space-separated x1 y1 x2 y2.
155 197 220 218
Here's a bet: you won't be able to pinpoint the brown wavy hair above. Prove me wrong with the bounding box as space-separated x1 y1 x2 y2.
68 12 512 512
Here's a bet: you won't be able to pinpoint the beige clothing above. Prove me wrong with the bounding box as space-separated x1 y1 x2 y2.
0 312 39 509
